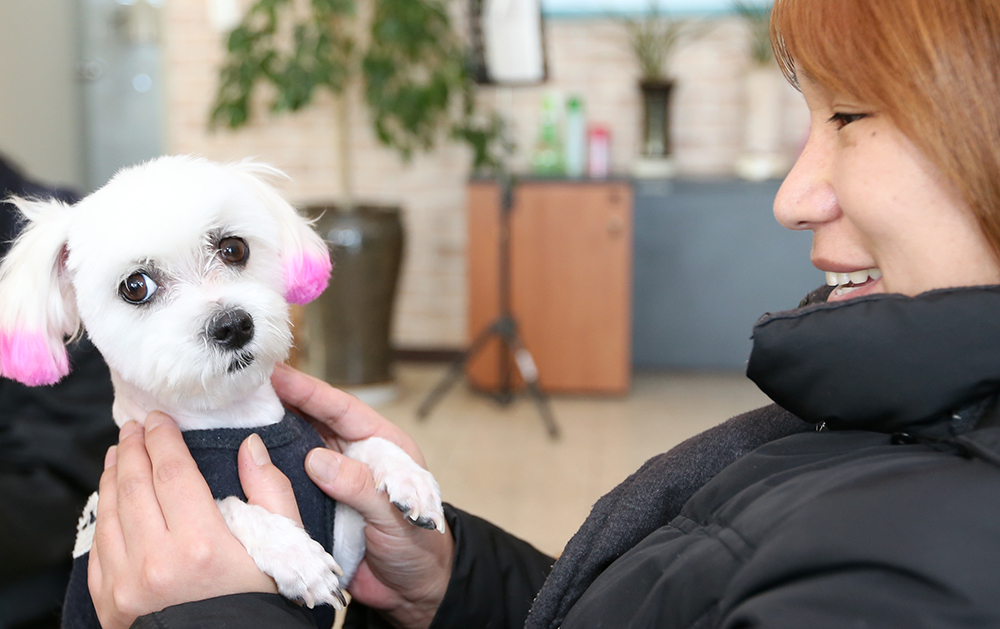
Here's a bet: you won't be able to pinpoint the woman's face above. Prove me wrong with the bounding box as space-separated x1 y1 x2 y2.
774 76 1000 301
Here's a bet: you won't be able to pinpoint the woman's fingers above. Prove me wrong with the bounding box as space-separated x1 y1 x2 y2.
112 421 167 545
87 534 105 604
90 445 121 595
141 412 226 533
271 363 424 464
90 412 283 629
237 433 304 527
264 370 455 627
272 364 384 437
95 445 123 551
303 446 454 626
271 363 378 438
304 448 404 530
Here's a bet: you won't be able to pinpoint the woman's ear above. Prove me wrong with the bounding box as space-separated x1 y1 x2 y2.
228 161 332 305
0 197 79 385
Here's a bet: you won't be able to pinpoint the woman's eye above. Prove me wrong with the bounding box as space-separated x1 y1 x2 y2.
219 237 249 266
828 112 868 130
119 272 158 305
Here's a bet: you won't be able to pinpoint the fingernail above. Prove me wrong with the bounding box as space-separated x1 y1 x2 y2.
307 449 340 483
247 433 271 467
119 421 139 440
145 411 166 431
104 445 117 469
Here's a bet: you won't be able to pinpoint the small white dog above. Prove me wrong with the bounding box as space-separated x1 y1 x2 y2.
0 155 444 621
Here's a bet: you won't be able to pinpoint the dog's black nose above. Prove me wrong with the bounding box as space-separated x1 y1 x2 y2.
207 309 254 350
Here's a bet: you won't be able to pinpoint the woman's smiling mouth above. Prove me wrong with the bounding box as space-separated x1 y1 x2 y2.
825 268 883 301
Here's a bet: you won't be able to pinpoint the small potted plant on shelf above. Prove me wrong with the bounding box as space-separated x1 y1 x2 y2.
732 0 789 181
621 0 703 178
211 0 501 397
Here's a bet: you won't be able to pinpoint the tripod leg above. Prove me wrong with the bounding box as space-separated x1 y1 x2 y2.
508 340 560 439
416 322 501 420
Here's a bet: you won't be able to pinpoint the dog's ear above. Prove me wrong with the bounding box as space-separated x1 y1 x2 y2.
229 161 332 305
0 198 79 385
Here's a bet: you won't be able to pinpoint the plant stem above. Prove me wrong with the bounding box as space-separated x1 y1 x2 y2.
335 91 355 212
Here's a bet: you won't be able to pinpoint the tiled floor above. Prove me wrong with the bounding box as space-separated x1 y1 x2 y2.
362 363 773 558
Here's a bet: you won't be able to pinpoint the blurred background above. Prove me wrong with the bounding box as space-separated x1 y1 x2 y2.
0 0 823 625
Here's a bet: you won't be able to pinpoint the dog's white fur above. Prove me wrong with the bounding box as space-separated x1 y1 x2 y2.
0 155 444 609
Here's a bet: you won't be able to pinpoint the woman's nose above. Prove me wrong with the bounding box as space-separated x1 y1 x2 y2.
773 128 840 231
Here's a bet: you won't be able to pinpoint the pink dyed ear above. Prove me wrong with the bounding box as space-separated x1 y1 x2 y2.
284 252 332 305
0 330 70 386
223 159 332 304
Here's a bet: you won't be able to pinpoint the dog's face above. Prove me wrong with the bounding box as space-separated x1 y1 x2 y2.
0 156 330 411
69 160 295 409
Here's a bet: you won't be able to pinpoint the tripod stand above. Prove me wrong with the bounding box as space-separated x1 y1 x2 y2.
416 172 560 439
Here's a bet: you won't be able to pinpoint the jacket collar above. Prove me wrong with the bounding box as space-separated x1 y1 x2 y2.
747 285 1000 433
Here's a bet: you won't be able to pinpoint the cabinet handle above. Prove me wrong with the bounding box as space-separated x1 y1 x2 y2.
607 214 625 236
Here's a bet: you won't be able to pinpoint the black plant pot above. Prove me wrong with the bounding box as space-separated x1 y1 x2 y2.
640 79 675 158
304 204 404 387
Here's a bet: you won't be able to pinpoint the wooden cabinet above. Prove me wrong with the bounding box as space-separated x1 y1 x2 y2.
466 179 633 394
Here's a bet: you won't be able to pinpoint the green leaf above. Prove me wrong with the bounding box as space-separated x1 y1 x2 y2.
210 0 501 168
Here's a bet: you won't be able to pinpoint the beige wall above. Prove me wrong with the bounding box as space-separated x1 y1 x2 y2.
163 2 809 350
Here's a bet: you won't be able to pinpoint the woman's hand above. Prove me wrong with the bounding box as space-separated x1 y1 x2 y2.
268 363 455 629
88 412 302 629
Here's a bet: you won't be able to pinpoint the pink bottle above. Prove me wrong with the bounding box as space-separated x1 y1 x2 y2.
588 125 611 178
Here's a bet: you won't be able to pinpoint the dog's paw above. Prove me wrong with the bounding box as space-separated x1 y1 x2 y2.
343 437 446 534
217 497 347 609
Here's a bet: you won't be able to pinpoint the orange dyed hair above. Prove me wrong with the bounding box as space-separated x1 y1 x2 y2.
771 0 1000 257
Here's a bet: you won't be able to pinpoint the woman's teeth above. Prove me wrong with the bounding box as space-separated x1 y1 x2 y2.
825 268 882 295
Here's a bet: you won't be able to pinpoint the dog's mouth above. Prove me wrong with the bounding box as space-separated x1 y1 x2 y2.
228 351 256 373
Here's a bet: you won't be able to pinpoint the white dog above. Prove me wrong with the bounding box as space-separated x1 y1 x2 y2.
0 155 444 619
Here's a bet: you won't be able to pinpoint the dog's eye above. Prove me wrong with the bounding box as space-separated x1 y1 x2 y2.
119 272 158 305
219 237 249 266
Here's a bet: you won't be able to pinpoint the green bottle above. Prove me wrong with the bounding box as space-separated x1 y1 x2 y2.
564 95 586 178
531 94 564 176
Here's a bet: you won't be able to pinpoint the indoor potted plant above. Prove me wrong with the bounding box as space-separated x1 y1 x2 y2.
733 1 789 181
621 1 702 178
210 0 501 396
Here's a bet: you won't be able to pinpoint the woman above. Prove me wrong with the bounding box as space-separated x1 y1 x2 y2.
85 0 1000 627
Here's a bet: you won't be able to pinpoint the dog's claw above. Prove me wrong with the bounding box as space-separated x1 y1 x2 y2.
393 500 446 532
329 555 344 577
411 515 441 530
392 500 411 515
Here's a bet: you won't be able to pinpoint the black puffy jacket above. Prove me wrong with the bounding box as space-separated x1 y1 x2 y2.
0 155 118 629
134 285 1000 628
